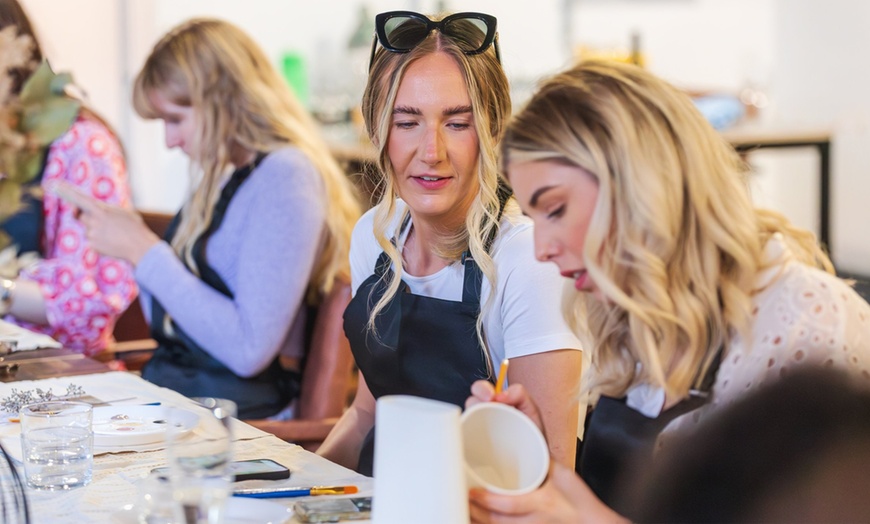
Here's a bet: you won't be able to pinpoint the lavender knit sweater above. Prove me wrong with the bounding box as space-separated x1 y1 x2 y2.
135 147 326 378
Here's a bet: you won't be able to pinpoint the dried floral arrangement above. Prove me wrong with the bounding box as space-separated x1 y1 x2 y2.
0 25 80 249
0 383 85 414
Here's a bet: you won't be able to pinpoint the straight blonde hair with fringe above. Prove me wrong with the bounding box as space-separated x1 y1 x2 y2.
132 18 360 301
361 17 511 374
503 60 833 400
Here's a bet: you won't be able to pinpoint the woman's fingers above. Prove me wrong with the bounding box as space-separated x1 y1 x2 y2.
50 181 102 214
469 487 543 522
469 498 493 524
466 380 496 408
466 382 544 432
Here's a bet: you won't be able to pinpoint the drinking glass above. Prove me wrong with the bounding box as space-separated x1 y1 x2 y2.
19 400 93 490
166 398 235 524
135 472 176 524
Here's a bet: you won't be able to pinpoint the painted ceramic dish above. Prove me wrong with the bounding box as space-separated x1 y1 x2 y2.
92 405 199 446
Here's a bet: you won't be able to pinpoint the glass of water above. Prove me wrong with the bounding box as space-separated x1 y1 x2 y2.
167 398 235 524
19 400 93 490
136 472 176 524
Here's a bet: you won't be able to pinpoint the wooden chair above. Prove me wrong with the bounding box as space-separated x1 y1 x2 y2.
96 209 356 450
245 280 356 451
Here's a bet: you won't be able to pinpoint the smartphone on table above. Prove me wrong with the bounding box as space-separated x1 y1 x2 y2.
152 458 290 482
295 497 372 523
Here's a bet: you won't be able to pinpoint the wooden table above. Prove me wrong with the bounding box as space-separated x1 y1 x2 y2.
0 347 110 383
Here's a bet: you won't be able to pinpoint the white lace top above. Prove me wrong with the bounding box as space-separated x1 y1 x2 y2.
643 234 870 436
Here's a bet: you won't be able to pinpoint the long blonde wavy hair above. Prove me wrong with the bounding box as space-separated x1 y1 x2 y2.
503 60 833 400
362 15 511 368
132 18 360 300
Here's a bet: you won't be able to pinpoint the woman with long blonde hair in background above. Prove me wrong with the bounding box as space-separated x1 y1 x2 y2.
64 18 361 419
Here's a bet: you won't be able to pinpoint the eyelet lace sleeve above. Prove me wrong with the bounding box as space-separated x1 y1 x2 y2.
667 264 870 442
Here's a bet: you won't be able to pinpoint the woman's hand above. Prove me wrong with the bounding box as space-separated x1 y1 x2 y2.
53 181 160 265
466 380 545 433
469 461 628 524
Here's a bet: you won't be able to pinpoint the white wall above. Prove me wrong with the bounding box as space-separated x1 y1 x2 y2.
771 0 870 274
17 0 870 273
570 0 776 91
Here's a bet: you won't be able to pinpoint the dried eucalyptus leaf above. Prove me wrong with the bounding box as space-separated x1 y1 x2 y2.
21 96 79 145
18 60 53 105
50 71 74 95
10 148 44 183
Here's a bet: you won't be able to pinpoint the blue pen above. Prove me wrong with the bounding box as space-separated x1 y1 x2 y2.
234 486 358 499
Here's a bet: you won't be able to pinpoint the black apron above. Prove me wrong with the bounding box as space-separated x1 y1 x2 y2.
141 154 301 420
579 350 722 519
0 148 51 255
343 218 492 476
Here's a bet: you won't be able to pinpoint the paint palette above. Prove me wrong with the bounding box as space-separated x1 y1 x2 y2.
92 405 199 446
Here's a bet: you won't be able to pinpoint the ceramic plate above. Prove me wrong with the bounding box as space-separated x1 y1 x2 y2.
111 497 293 524
92 405 199 446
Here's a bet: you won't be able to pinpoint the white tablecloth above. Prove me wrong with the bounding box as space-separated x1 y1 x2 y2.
0 318 62 351
0 372 372 523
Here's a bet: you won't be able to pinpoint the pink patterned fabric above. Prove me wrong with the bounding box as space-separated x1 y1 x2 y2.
14 116 137 355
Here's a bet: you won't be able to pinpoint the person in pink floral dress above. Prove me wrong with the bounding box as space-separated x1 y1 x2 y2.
0 0 137 355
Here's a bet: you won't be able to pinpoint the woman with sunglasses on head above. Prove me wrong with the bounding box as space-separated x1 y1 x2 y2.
0 0 136 355
467 60 870 523
65 19 361 419
317 11 583 475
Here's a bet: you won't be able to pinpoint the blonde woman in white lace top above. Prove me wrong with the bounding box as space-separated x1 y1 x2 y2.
466 60 870 524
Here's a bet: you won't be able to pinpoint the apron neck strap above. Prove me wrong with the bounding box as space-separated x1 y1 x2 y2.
689 345 725 399
373 186 513 307
191 152 266 295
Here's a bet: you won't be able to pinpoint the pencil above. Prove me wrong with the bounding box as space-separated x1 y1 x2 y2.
494 359 509 393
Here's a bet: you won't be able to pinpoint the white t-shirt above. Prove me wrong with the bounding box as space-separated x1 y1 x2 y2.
349 201 583 376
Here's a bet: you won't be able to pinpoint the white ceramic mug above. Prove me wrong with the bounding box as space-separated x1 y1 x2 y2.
460 402 549 495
